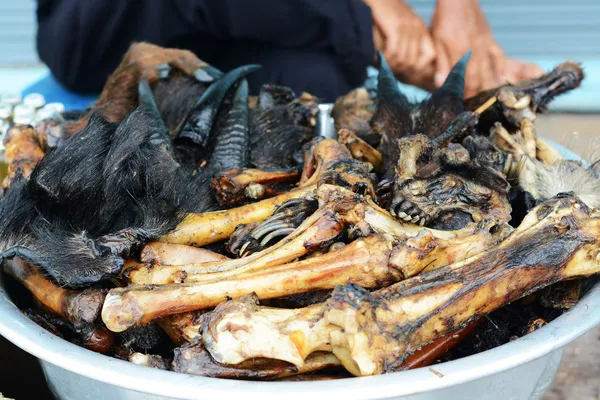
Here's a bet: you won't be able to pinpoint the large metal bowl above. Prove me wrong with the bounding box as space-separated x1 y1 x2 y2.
0 141 596 400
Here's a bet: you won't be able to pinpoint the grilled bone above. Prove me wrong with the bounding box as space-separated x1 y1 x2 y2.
465 62 584 134
140 242 229 266
130 185 508 286
212 167 300 207
4 258 105 327
201 195 600 376
229 139 375 256
161 138 374 249
103 185 509 332
2 125 45 190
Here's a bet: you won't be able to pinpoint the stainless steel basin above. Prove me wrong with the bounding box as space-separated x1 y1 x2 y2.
0 141 594 400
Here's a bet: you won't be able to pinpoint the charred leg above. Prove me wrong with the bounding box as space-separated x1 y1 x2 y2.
4 258 106 327
159 185 317 246
465 62 584 132
140 242 229 266
128 207 342 285
228 197 319 257
200 195 600 376
212 167 300 208
3 125 45 190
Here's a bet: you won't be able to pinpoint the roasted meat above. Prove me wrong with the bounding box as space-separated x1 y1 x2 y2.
1 43 595 382
201 195 600 376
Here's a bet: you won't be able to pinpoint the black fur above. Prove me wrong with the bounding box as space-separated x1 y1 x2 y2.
249 85 314 169
373 52 471 180
0 100 223 287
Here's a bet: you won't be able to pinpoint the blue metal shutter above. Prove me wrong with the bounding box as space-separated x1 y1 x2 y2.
0 0 39 65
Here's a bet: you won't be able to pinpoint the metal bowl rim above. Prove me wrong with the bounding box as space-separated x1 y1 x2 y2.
0 141 595 400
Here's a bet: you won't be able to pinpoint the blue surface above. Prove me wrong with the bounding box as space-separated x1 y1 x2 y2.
21 75 98 111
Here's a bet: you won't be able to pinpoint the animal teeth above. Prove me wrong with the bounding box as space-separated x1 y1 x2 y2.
411 216 421 224
513 95 531 109
419 218 426 226
400 201 413 212
238 242 251 258
398 212 412 222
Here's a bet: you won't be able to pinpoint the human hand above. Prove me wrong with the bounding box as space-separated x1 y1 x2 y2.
431 0 504 97
504 57 545 83
366 0 435 77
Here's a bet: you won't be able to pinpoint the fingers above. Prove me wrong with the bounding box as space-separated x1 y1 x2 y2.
464 55 481 98
405 32 418 69
417 33 436 69
478 50 494 95
434 41 451 87
518 61 545 80
489 45 505 84
383 25 401 70
373 26 385 53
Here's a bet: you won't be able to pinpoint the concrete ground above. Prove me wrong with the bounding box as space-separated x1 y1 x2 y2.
0 113 598 400
537 114 600 400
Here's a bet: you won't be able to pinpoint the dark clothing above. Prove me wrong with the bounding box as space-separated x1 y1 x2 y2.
36 0 375 101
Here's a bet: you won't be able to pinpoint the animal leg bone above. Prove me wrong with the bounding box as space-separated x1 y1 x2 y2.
201 195 600 376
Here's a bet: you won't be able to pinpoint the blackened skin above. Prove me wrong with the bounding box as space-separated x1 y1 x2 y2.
24 308 114 355
508 186 539 227
152 73 206 138
388 133 511 229
0 106 208 287
332 87 379 147
464 62 585 134
117 323 165 353
178 65 260 147
372 51 470 180
172 342 299 379
249 85 316 169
